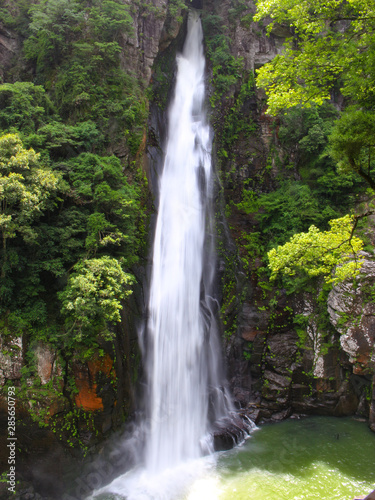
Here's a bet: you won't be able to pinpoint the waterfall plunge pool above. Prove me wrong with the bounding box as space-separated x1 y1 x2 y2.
91 415 375 500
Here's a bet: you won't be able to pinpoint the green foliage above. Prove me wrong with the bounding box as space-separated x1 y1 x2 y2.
329 108 375 189
168 0 188 22
254 0 375 197
0 69 143 332
255 0 375 114
244 103 373 289
50 408 97 453
268 215 364 284
228 0 248 23
58 256 133 345
22 0 146 155
277 104 337 166
202 13 244 104
218 75 257 156
235 190 260 215
0 0 148 446
86 0 133 41
236 179 342 252
33 121 101 158
0 133 60 278
24 0 83 71
0 82 104 157
63 153 141 262
0 82 54 135
19 151 142 302
52 41 147 150
0 77 147 161
258 182 326 244
0 0 33 36
293 313 310 348
233 103 366 280
0 142 142 342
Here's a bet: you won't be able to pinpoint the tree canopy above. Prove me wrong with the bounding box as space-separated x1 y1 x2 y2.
58 256 133 346
254 0 375 189
254 0 375 284
0 133 60 277
0 0 147 348
267 215 365 284
328 108 375 189
255 0 375 115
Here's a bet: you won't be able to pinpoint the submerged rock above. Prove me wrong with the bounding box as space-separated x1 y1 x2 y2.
212 413 255 451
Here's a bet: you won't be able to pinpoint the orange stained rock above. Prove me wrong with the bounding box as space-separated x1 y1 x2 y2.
241 329 259 342
74 354 114 411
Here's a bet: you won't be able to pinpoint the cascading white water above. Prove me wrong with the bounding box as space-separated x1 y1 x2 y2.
89 11 233 499
145 10 227 472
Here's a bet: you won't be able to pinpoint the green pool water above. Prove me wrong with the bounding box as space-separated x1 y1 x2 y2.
92 416 375 500
214 416 375 500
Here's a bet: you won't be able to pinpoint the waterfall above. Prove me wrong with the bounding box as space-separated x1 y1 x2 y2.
145 10 231 472
89 11 232 499
147 12 232 471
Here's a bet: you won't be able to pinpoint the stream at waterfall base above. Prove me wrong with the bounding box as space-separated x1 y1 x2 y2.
91 415 375 500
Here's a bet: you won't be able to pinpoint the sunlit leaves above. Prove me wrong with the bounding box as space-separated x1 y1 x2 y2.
0 133 60 283
256 36 345 114
85 212 126 252
268 215 364 284
255 0 360 35
0 133 60 229
254 0 375 114
58 256 133 344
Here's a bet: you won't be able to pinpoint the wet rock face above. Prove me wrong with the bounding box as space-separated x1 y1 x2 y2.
261 327 358 419
122 0 185 84
34 344 62 385
204 0 284 72
212 413 255 451
327 257 375 376
73 354 115 413
0 337 132 498
0 336 22 385
226 288 363 427
326 258 375 430
0 22 22 81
